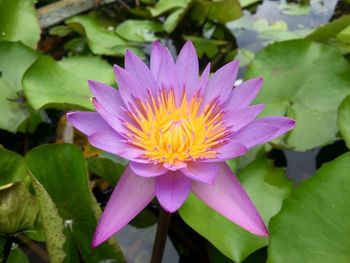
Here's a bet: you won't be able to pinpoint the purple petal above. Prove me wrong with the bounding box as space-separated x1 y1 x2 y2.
92 166 155 248
254 116 295 139
163 161 187 171
155 171 191 212
66 111 114 136
88 80 125 117
176 41 199 97
231 122 279 149
130 162 168 177
157 47 179 94
223 104 265 132
193 63 210 99
92 98 128 135
113 65 147 104
125 50 158 94
180 162 221 184
204 60 239 105
192 162 269 236
150 41 165 79
225 77 263 111
89 131 145 161
201 141 248 162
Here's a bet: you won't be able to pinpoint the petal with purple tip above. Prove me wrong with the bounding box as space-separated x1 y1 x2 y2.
231 122 279 149
192 162 269 236
130 162 168 177
180 162 220 184
155 171 191 212
89 131 145 161
113 65 148 104
223 104 265 132
204 60 239 105
66 111 114 136
125 50 157 94
254 116 295 139
176 41 199 96
92 166 155 248
88 80 126 117
225 77 263 111
150 41 165 79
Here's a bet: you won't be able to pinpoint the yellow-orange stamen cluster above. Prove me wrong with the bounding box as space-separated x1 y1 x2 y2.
124 89 229 165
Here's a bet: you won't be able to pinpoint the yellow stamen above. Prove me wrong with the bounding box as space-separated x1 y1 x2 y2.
124 89 229 165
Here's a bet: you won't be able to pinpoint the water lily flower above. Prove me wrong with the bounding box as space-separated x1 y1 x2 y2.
67 41 295 248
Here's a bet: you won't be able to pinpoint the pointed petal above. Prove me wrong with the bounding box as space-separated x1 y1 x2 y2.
113 65 147 104
201 141 248 162
88 80 125 116
231 122 279 149
176 41 199 95
254 116 295 139
150 41 165 79
92 166 155 247
66 111 114 136
158 47 178 91
180 162 221 184
225 77 263 111
92 98 128 135
130 162 168 177
192 162 268 236
192 63 210 100
155 171 191 212
89 131 144 161
204 60 239 105
223 104 265 132
125 50 157 94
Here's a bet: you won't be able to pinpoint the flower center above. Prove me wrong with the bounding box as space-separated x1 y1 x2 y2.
124 89 230 165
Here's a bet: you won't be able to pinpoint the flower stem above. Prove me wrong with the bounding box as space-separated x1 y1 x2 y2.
150 207 171 263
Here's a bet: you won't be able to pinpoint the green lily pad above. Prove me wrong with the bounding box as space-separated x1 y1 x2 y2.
25 144 123 263
0 183 39 234
7 246 29 263
338 95 350 148
88 156 125 186
180 158 292 262
0 0 40 48
184 35 227 58
23 55 114 110
0 42 43 132
245 39 350 151
66 13 130 56
116 20 164 42
267 152 350 263
148 0 191 17
0 147 27 187
337 25 350 44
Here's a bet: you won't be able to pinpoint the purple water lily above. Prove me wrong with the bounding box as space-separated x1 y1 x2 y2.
67 41 295 248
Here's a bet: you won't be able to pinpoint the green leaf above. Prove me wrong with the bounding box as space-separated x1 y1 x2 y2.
245 39 350 151
306 14 350 42
23 55 115 110
0 147 27 187
30 175 70 263
239 0 260 8
148 0 191 17
7 246 29 263
26 144 123 263
66 13 130 56
180 158 292 262
338 95 350 148
208 0 242 23
184 35 227 58
0 41 43 132
88 156 125 186
0 0 40 48
337 25 350 44
116 20 164 42
267 152 350 263
278 3 310 16
164 8 188 33
0 183 39 234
